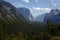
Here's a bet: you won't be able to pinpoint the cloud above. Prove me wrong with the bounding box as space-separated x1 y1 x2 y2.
53 3 57 6
22 0 29 3
35 0 39 2
50 0 54 1
51 1 54 4
50 0 57 6
52 3 57 6
32 7 51 11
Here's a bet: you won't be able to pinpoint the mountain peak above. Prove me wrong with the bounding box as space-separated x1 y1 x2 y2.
44 9 60 25
50 9 60 15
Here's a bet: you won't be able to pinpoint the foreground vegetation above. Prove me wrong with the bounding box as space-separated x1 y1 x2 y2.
0 19 60 40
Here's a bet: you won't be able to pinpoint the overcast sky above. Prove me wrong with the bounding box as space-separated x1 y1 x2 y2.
5 0 60 17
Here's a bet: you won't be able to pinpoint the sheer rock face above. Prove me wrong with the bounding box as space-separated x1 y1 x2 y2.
17 7 33 21
44 9 60 25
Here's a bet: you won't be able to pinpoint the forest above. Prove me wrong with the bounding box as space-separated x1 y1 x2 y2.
0 18 60 40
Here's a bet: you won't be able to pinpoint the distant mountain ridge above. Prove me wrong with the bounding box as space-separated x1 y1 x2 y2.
35 14 46 22
35 9 60 25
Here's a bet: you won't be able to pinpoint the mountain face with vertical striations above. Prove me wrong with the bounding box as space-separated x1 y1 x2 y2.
44 9 60 25
0 0 29 26
17 7 33 22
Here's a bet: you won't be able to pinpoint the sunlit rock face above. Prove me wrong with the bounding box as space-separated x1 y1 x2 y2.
35 14 46 22
17 7 33 21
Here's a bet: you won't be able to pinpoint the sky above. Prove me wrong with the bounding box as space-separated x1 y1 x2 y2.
5 0 60 17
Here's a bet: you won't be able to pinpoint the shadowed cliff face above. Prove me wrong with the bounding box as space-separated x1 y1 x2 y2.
44 9 60 25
